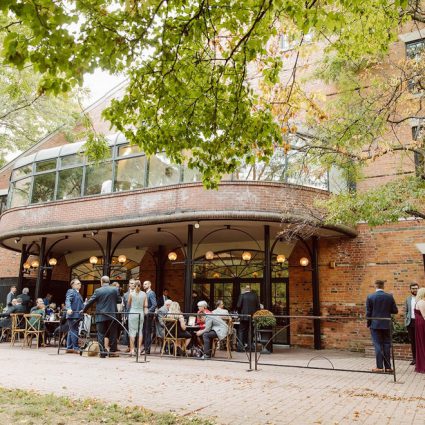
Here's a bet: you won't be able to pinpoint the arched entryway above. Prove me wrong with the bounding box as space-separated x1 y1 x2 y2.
192 249 289 344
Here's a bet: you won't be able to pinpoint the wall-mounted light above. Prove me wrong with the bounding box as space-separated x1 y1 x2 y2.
31 259 40 269
48 257 58 266
91 230 98 237
242 251 252 262
118 254 127 264
23 262 30 270
205 251 214 260
300 257 309 267
89 256 99 265
168 251 178 261
14 237 21 244
276 254 286 263
194 222 200 229
213 272 220 278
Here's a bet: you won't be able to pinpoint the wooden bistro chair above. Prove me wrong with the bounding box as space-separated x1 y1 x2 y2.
212 317 233 359
161 318 187 357
23 314 45 349
10 313 26 346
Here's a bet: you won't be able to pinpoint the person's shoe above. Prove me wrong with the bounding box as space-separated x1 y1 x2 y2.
195 355 210 360
371 368 384 373
108 352 119 358
145 349 150 355
410 360 416 365
384 368 394 373
65 349 75 354
125 347 131 353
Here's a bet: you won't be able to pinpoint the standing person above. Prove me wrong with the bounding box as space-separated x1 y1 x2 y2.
366 279 398 373
405 282 419 365
82 276 121 358
142 280 157 354
414 288 425 374
237 285 260 352
122 279 136 351
157 288 169 308
64 279 84 354
6 286 17 307
128 280 147 356
18 287 32 312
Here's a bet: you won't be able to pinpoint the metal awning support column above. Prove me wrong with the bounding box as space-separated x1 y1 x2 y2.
264 225 272 310
311 236 321 350
184 224 193 312
35 238 46 299
17 243 27 293
103 232 112 276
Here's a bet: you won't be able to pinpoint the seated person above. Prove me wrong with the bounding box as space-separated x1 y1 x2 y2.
0 298 26 330
31 298 45 313
212 300 230 317
168 302 191 349
196 313 229 359
196 300 211 330
155 299 172 339
29 300 46 347
45 303 57 317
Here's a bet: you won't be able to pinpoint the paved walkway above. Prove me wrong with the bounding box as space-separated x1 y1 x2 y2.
0 344 424 425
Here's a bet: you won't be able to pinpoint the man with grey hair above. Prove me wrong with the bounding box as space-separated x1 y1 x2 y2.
196 300 211 330
18 287 31 313
155 298 172 339
83 276 121 358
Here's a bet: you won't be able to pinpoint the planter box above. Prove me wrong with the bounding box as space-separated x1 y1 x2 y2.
364 343 412 361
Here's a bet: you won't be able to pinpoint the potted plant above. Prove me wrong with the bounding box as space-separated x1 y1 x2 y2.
253 310 276 354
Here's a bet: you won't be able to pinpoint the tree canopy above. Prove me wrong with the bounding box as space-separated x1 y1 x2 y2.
1 0 424 225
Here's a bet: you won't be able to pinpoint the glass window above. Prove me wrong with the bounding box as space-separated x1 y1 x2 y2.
61 154 84 168
32 172 56 203
0 195 6 214
148 153 180 187
114 156 146 192
36 159 57 172
57 167 83 200
182 166 203 183
118 144 142 157
406 39 425 60
84 162 113 196
11 165 32 181
9 177 32 208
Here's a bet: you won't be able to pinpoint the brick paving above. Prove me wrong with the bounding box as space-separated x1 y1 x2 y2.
0 344 424 425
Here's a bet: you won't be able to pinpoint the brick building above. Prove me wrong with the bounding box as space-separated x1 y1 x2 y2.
0 28 424 351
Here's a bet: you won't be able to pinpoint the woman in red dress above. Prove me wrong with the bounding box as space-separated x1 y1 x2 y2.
414 288 425 374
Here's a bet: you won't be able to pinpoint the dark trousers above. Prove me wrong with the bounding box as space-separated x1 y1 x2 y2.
143 313 154 351
66 319 80 350
203 330 218 356
370 328 392 369
238 320 252 350
407 320 416 361
97 320 117 354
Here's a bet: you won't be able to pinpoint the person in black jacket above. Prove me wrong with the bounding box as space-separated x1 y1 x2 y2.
237 285 260 351
18 288 32 313
83 276 121 357
366 279 398 372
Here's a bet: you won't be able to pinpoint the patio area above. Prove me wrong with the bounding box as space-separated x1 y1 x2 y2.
0 344 424 424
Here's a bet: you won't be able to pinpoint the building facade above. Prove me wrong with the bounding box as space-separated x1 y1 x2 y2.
0 27 424 351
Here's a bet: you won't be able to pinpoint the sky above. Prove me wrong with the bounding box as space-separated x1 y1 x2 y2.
82 69 126 107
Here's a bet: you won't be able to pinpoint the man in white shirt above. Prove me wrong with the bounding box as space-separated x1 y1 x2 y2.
405 282 419 365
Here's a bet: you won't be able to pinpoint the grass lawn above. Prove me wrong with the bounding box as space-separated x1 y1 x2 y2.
0 387 214 425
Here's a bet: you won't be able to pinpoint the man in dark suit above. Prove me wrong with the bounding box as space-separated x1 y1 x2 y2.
157 288 169 308
404 282 419 365
83 276 121 357
65 279 84 353
237 285 260 351
0 298 26 330
366 279 398 372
